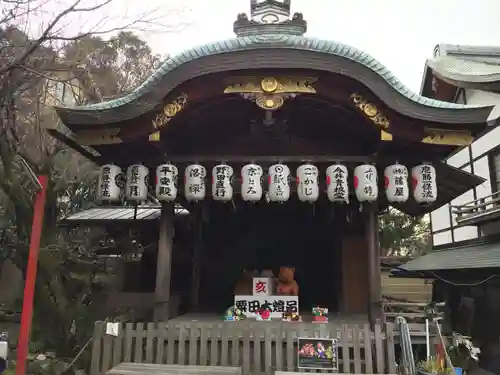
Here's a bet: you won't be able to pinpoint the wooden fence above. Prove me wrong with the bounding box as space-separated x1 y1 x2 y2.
91 321 398 375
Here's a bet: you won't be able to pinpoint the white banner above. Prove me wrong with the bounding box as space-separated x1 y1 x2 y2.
234 295 299 318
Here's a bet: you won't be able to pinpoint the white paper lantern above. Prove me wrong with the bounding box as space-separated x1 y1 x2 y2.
296 164 319 203
185 164 206 202
326 165 349 203
156 164 178 201
384 164 409 203
97 164 122 201
412 164 437 204
241 164 263 202
212 164 233 201
126 164 149 201
268 164 290 202
354 164 378 202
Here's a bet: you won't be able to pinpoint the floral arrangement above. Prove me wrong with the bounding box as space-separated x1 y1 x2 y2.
417 333 480 374
447 333 480 369
255 306 272 321
417 357 448 374
224 306 246 321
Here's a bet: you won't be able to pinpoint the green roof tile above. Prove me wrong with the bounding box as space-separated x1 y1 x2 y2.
64 34 484 111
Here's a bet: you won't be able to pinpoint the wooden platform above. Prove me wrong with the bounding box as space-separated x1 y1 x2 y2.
91 320 400 375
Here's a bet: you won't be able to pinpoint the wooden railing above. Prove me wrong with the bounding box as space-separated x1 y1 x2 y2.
91 321 398 375
451 191 500 225
383 301 444 320
382 301 443 343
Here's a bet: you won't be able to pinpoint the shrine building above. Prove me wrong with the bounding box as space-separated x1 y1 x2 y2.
50 1 498 327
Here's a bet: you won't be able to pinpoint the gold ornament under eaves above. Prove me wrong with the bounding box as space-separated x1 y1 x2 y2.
422 128 473 146
350 93 473 146
350 93 390 130
152 93 188 129
363 103 378 118
224 76 317 95
255 95 284 110
261 77 279 93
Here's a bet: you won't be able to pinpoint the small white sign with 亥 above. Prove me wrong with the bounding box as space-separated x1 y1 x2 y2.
253 277 271 296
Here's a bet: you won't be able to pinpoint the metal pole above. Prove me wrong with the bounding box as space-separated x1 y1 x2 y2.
425 318 430 360
16 176 48 375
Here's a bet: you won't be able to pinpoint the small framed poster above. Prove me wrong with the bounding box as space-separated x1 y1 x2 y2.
297 337 338 371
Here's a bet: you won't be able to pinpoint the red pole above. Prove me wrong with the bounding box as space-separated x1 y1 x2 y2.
16 176 48 375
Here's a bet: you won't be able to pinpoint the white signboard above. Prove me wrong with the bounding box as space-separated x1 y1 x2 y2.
234 295 299 318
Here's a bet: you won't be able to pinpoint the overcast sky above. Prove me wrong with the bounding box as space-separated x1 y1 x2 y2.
23 0 500 92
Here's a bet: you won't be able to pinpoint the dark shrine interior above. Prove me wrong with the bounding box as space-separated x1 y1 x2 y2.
196 202 346 313
126 199 368 315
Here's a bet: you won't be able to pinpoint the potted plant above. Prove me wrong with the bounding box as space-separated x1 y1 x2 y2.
416 357 448 375
447 333 481 373
416 334 480 375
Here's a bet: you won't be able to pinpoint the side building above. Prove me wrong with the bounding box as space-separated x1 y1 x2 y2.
401 44 500 372
423 44 500 245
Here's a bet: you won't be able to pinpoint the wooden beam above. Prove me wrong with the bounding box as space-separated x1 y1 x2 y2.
163 155 374 163
46 129 103 164
154 203 174 321
72 128 122 145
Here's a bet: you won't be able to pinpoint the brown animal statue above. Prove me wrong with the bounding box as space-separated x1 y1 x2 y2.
234 269 257 295
276 266 299 296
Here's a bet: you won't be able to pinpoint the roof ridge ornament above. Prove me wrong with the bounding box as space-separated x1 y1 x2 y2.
233 0 307 37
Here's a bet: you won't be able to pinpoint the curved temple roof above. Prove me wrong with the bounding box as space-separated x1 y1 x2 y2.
67 36 476 112
425 44 500 87
55 2 496 126
428 56 500 85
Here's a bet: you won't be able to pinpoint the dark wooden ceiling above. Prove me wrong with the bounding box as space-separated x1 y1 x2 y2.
92 91 457 168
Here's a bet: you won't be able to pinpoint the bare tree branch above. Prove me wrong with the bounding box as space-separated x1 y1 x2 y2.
1 0 81 74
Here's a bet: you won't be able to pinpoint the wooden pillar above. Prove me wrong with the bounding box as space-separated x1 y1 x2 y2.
154 203 174 321
341 235 369 314
190 207 207 310
190 224 202 310
366 206 382 326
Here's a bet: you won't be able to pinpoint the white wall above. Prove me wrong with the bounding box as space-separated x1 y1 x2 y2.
430 88 500 247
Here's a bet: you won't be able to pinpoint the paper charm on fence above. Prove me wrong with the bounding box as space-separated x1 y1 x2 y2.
105 322 120 336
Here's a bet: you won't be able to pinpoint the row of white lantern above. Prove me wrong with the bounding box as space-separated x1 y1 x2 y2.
96 163 437 205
